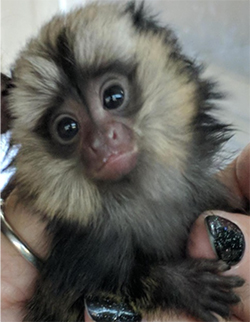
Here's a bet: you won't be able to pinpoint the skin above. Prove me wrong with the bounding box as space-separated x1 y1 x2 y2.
1 144 249 322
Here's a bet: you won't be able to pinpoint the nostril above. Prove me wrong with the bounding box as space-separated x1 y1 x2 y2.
112 130 117 140
85 131 103 154
92 136 102 150
108 128 117 141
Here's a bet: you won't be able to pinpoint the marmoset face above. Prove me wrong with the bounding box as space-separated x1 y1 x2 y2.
7 2 223 222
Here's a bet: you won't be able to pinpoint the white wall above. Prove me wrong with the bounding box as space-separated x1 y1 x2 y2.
1 0 59 73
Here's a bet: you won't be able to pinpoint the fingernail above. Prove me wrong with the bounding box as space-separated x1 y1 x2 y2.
85 296 141 322
205 215 245 265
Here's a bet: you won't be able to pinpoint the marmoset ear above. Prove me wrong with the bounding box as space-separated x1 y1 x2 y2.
1 73 14 134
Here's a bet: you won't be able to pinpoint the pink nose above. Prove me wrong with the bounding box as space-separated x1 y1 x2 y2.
89 122 129 154
81 122 137 181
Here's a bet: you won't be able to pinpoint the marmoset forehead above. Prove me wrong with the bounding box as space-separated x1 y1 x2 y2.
60 3 137 70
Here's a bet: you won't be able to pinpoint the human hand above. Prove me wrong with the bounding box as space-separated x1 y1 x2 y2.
86 144 250 322
1 145 249 322
186 144 250 322
1 194 48 322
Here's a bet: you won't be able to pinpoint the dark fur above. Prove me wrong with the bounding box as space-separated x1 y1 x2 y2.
3 2 244 322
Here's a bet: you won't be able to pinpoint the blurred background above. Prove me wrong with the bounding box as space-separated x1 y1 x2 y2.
1 0 249 188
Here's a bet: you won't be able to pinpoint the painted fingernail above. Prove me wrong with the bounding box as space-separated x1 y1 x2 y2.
85 296 141 322
205 215 245 265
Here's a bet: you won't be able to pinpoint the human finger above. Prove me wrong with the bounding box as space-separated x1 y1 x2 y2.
187 211 250 321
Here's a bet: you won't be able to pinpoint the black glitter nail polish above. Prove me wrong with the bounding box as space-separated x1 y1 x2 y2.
85 295 141 322
205 215 245 265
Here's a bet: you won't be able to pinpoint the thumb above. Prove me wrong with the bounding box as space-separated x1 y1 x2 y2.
187 211 250 322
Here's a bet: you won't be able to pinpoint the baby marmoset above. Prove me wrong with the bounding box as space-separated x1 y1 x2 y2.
2 2 244 321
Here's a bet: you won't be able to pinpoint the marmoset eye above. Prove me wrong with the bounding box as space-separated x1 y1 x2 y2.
57 117 79 140
51 115 79 144
103 85 125 110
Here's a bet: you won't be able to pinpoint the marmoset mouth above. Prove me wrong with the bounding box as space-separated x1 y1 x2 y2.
90 148 138 181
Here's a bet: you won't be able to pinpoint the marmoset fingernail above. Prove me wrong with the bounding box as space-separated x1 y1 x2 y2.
85 296 141 322
205 215 245 265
